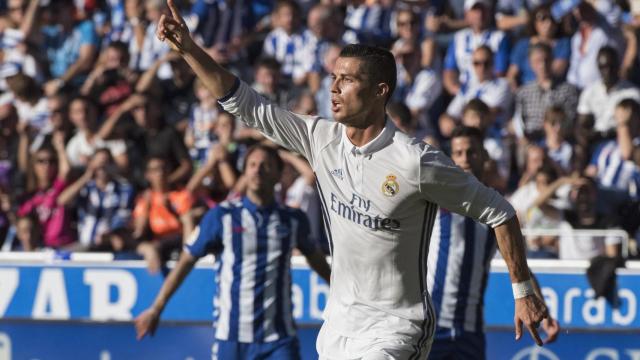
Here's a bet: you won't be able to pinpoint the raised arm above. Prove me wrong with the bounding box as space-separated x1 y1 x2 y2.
156 0 236 98
157 0 317 163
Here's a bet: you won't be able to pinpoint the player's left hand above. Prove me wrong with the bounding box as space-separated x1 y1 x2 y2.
541 316 560 344
514 295 549 346
134 307 161 340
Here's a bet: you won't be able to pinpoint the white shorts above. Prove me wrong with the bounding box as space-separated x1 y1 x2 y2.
316 324 433 360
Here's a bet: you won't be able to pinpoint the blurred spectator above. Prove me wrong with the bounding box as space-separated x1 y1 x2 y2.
128 0 172 76
585 98 640 200
1 0 39 52
39 0 99 95
440 46 512 138
460 99 510 192
510 144 548 213
566 2 621 90
314 42 342 119
512 43 578 141
262 0 310 84
80 41 135 116
133 156 194 273
0 102 20 189
507 4 571 88
290 89 318 115
495 0 551 33
186 112 240 204
189 0 250 73
443 0 510 95
387 101 418 137
98 93 193 186
65 96 129 171
344 0 393 45
541 106 573 173
135 51 196 127
185 78 219 167
252 57 290 107
276 148 324 249
1 214 41 252
16 132 75 249
577 46 640 139
57 148 135 251
4 72 50 134
558 176 622 259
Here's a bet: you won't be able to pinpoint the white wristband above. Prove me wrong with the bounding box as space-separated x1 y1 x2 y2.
512 280 535 299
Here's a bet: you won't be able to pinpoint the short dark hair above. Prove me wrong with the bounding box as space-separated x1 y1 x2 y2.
462 98 490 116
598 46 619 66
451 126 485 143
528 42 552 59
616 98 640 113
339 44 397 101
273 0 301 15
474 45 494 62
255 57 282 73
242 144 284 173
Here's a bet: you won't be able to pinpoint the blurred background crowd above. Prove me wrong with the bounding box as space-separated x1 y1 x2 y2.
0 0 639 271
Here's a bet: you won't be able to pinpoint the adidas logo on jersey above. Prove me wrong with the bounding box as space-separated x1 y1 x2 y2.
330 168 344 181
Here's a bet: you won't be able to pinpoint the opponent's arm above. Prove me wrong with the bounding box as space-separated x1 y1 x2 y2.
134 251 197 340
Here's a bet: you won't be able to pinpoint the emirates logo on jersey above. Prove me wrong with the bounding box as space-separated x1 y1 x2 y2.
381 174 399 197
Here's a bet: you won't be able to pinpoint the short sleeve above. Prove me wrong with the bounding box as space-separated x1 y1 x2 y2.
494 36 510 74
553 37 571 61
443 41 458 71
577 87 592 115
184 207 224 258
290 209 315 256
418 145 515 227
78 21 98 47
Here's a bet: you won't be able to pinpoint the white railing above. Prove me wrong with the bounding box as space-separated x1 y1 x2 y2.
521 228 631 259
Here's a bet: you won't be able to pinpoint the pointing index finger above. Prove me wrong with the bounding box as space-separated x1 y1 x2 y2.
527 323 543 346
167 0 183 24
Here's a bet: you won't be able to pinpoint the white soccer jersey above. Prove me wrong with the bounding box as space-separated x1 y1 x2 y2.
219 80 515 355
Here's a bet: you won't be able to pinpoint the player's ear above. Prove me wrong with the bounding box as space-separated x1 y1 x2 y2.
376 83 390 101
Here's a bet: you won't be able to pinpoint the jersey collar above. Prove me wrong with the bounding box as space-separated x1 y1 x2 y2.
242 196 278 213
341 119 396 156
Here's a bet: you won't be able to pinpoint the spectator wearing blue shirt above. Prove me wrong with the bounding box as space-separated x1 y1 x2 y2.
135 144 331 359
506 4 571 88
57 148 135 252
443 0 510 96
40 0 98 96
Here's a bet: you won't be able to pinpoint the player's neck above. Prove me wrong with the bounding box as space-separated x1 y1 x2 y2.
345 114 387 147
246 189 275 208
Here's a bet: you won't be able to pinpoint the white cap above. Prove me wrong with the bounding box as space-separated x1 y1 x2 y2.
464 0 492 11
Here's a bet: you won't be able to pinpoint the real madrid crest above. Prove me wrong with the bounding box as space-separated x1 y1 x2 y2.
381 174 399 197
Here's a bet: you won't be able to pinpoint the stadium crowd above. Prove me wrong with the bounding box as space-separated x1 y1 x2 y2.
0 0 639 270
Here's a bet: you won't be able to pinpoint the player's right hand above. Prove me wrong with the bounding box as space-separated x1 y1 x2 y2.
157 0 193 54
134 307 161 340
514 294 549 346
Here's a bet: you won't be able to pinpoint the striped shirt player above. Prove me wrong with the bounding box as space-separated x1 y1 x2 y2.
77 179 134 248
217 79 515 358
262 27 314 82
184 196 318 358
427 209 496 358
444 28 509 89
589 140 640 199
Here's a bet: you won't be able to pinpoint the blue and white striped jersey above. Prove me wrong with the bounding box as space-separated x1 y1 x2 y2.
427 209 497 334
590 140 640 199
184 196 316 343
77 179 135 247
262 28 314 80
443 28 510 89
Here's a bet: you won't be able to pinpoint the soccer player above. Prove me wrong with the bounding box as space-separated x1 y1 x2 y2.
427 127 560 359
156 2 548 358
134 145 332 359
